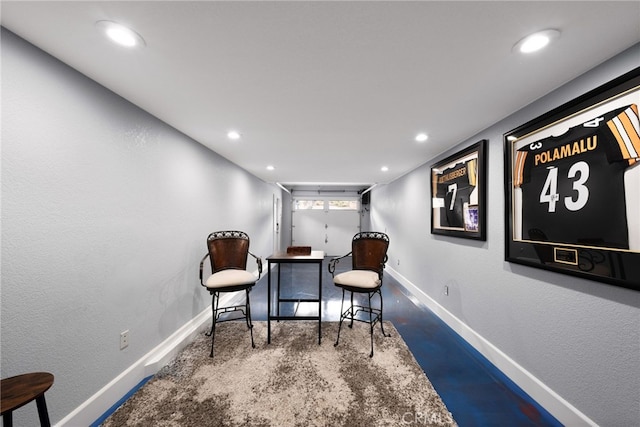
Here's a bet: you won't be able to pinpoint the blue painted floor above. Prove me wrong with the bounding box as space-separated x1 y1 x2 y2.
249 259 562 427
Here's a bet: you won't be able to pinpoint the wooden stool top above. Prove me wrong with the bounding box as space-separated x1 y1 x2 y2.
1 372 54 415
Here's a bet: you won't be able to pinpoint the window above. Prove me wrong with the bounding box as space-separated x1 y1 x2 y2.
294 198 360 211
328 200 359 210
294 200 325 210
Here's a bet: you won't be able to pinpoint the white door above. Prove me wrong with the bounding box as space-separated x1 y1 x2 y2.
326 210 360 255
273 195 281 254
292 209 360 256
292 210 328 251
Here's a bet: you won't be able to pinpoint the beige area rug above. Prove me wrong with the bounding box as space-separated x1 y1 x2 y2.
102 321 456 426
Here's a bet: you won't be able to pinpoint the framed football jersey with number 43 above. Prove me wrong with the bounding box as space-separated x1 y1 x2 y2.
504 67 640 290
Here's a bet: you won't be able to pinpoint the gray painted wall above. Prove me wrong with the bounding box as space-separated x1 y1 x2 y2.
370 44 640 425
3 24 639 426
1 29 281 425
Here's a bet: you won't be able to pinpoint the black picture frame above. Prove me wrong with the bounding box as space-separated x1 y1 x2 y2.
430 139 487 241
504 67 640 290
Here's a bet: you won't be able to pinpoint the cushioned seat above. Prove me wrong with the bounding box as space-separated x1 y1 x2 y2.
206 270 258 288
333 270 381 289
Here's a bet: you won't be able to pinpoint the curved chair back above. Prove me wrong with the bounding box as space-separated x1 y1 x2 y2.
351 232 389 278
207 231 250 273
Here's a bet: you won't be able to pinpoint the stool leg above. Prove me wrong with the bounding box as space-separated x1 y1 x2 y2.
36 394 51 427
245 288 255 349
368 292 374 357
4 411 14 427
348 291 355 328
208 292 219 357
334 288 346 347
205 293 216 336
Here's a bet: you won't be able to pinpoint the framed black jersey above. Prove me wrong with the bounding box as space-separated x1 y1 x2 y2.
431 140 486 240
505 67 640 290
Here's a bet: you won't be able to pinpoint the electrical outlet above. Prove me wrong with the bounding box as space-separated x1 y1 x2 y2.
120 330 129 350
444 285 449 296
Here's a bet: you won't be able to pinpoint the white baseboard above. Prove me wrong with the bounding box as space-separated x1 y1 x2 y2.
55 293 241 427
385 266 596 427
55 264 263 427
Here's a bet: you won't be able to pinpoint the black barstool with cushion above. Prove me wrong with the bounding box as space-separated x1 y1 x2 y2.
199 231 262 357
328 231 390 357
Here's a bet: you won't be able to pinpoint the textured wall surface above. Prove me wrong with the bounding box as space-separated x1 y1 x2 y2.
1 29 280 425
370 44 640 425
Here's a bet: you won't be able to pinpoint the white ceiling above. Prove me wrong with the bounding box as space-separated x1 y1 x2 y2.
2 1 639 191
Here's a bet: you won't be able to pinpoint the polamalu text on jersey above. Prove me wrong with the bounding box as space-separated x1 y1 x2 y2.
533 136 597 166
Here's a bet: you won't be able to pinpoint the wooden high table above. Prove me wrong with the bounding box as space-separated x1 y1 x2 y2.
1 372 54 427
266 250 324 345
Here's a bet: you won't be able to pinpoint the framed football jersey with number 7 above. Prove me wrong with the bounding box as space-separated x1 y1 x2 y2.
504 67 640 290
430 139 487 241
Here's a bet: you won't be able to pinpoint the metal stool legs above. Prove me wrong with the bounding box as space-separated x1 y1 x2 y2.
334 288 390 357
206 288 255 358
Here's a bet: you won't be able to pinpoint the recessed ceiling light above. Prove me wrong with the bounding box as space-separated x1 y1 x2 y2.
96 21 145 48
415 133 428 142
381 166 389 172
266 165 275 171
514 29 560 54
227 130 241 140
